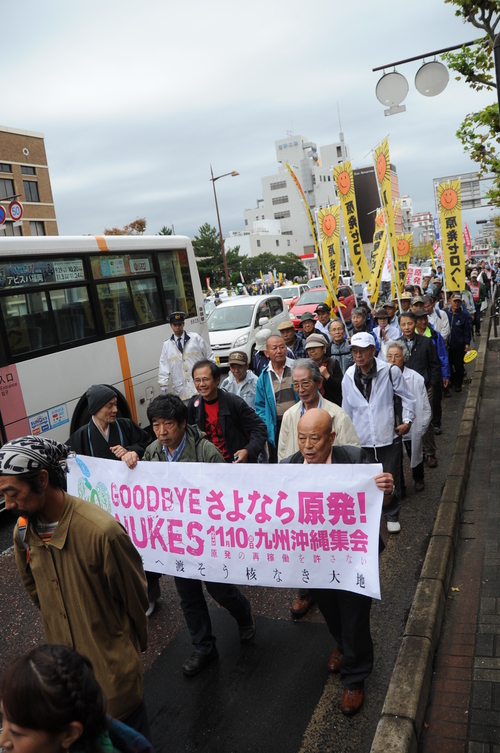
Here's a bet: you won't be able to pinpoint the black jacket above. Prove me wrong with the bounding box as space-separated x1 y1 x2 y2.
319 357 343 406
187 389 268 462
67 418 151 459
405 333 442 388
281 445 369 465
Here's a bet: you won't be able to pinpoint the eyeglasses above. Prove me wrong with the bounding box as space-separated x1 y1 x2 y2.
194 377 212 385
292 380 313 389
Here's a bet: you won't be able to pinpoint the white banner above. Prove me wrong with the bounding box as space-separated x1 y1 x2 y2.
405 266 422 287
68 456 384 599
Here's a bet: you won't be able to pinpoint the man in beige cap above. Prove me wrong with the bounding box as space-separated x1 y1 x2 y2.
399 292 412 314
277 320 306 359
220 350 259 409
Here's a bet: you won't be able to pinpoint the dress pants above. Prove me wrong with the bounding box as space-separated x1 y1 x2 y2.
401 441 424 496
313 588 373 689
174 577 251 654
362 439 402 523
422 386 436 457
449 346 466 388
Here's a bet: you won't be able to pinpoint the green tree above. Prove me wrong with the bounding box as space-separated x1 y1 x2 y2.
104 218 147 235
411 241 434 263
442 1 500 205
240 252 307 283
158 225 173 235
192 223 241 287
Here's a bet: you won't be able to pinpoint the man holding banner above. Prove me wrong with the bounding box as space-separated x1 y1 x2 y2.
142 394 256 677
281 408 394 716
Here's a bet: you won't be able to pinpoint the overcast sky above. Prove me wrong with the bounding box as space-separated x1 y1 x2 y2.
2 0 495 241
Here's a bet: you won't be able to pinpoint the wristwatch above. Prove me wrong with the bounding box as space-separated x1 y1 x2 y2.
403 418 413 426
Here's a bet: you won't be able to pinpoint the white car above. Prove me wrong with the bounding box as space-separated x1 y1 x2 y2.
207 294 291 366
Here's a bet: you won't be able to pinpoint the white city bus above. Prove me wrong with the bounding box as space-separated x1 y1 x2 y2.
0 235 207 446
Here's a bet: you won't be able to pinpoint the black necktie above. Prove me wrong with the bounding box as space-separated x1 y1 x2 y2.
177 338 183 354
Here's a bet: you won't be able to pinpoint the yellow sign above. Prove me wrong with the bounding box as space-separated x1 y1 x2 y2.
333 161 371 283
317 205 341 292
394 233 412 294
437 180 466 291
373 139 399 295
366 209 387 304
464 349 477 363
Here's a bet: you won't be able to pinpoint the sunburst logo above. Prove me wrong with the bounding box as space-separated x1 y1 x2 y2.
318 207 339 242
437 181 461 216
333 163 354 199
374 140 390 185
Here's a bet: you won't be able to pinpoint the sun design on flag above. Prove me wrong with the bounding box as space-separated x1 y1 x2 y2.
318 208 339 242
437 181 461 216
376 209 386 228
374 141 390 185
333 164 354 199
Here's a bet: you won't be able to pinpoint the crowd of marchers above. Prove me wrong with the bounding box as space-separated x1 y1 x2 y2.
0 263 489 751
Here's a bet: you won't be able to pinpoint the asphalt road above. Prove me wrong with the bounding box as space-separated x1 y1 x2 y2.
0 371 473 752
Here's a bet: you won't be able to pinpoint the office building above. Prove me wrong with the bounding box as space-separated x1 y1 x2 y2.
0 125 58 237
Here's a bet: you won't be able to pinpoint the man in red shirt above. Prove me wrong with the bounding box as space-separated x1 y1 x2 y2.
187 360 267 464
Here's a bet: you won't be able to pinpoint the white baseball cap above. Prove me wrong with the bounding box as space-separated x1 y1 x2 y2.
351 332 376 348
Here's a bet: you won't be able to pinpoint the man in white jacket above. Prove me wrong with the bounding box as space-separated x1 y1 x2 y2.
342 333 416 534
386 341 431 494
158 312 215 401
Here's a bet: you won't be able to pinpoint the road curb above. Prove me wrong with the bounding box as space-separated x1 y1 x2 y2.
370 307 490 753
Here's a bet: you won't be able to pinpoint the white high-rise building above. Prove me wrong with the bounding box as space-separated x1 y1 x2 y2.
226 133 350 274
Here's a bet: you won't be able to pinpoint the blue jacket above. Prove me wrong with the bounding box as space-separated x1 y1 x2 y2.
255 366 298 447
446 308 472 349
425 325 450 381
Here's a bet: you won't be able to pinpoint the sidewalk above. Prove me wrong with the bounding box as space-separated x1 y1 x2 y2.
419 346 500 753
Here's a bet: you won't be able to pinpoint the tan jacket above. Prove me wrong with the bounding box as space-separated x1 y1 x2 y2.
14 492 148 720
278 397 361 462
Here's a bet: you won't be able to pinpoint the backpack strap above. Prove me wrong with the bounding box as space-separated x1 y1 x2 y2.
17 516 31 567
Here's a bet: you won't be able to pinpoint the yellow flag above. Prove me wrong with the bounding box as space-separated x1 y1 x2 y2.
437 181 465 291
286 163 341 310
366 209 387 304
395 234 412 293
373 139 399 294
317 205 341 292
333 161 371 283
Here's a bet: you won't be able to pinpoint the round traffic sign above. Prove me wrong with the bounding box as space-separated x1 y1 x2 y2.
0 206 5 225
9 201 23 221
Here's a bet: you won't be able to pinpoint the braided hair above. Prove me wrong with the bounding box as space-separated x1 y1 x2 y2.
1 644 107 752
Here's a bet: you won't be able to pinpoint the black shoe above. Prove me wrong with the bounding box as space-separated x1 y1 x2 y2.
433 425 442 435
415 481 425 492
182 646 219 676
455 385 462 393
238 613 256 642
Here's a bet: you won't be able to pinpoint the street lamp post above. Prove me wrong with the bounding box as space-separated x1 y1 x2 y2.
210 165 239 287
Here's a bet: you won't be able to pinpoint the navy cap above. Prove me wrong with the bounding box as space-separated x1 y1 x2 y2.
168 311 186 323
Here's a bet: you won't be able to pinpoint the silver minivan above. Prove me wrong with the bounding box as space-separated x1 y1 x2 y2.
207 294 291 365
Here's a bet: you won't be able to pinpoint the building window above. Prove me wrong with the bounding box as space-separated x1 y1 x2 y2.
0 178 15 200
0 222 22 236
0 163 12 173
337 146 342 157
24 181 40 202
30 221 46 236
272 195 289 206
270 180 287 191
287 240 291 246
276 240 279 247
274 211 291 220
256 240 261 247
282 231 293 235
21 166 36 175
245 219 248 226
